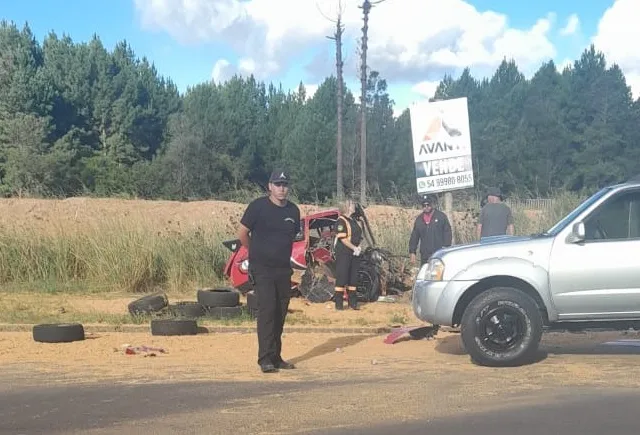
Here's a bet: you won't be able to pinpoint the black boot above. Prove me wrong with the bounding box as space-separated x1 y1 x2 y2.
334 292 344 310
347 291 359 310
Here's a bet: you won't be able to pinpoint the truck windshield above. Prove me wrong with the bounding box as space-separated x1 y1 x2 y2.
545 187 612 236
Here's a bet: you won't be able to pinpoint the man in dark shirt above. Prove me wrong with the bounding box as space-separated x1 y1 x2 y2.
409 194 452 266
477 187 514 239
238 169 301 373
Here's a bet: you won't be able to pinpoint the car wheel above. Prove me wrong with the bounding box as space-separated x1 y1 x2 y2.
356 266 380 302
460 287 543 367
299 266 334 303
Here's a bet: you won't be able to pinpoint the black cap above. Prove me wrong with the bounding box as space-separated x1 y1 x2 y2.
269 169 290 184
486 187 503 199
420 194 436 205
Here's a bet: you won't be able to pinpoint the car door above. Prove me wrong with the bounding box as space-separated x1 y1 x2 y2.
549 189 640 319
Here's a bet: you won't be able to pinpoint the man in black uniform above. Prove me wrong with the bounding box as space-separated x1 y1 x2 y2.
333 199 362 310
238 169 301 373
409 194 452 266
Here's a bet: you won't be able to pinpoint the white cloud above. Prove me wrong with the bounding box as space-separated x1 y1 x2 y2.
304 84 319 99
412 81 440 100
592 0 640 99
560 14 580 36
135 0 557 85
557 58 573 72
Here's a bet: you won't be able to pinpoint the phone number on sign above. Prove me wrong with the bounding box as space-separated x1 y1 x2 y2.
428 174 472 187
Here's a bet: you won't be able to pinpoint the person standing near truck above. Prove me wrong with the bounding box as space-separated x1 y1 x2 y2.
476 187 514 239
333 198 362 310
409 194 452 266
237 169 301 374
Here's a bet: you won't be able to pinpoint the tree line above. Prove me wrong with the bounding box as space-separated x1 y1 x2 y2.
1 21 639 204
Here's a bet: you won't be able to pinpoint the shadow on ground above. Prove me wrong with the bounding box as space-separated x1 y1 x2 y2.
434 332 640 363
291 335 377 364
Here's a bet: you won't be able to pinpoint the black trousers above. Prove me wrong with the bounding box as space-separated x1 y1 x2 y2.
251 265 292 366
335 246 360 290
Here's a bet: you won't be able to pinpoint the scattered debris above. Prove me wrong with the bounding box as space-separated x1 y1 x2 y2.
383 325 440 344
377 295 397 303
117 345 167 356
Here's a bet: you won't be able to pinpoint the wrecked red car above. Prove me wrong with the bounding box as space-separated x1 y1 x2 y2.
222 205 412 303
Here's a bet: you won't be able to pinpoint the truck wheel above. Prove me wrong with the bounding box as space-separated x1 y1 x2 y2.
460 287 543 367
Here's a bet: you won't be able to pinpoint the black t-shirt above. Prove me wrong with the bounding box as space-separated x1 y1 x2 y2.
240 196 301 269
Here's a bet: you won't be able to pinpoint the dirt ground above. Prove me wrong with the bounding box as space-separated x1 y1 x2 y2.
3 328 640 388
0 290 414 327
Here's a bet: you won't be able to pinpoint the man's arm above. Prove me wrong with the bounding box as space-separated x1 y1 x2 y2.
442 213 453 247
409 217 420 263
506 206 515 235
477 207 485 239
238 201 257 248
238 224 251 249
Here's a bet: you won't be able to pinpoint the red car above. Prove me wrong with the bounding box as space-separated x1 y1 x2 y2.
222 207 383 303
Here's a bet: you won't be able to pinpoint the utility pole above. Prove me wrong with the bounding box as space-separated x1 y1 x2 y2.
322 1 345 201
358 0 385 205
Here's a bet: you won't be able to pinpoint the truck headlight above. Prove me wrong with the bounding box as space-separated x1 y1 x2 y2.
417 258 445 281
240 259 249 273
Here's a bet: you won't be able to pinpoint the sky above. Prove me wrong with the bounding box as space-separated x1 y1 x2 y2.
1 0 638 116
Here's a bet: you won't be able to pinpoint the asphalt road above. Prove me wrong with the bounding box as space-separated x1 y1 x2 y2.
1 379 639 435
317 390 640 435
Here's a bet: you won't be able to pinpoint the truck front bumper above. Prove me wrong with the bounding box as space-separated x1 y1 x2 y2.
412 279 478 326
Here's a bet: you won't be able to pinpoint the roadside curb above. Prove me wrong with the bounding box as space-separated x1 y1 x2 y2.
0 323 393 335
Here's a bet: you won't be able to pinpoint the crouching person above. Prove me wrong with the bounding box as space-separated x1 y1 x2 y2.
333 199 362 310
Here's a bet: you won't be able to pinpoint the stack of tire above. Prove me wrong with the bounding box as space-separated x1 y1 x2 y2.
127 288 246 336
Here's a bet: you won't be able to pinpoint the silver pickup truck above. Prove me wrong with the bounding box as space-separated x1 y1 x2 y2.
412 176 640 367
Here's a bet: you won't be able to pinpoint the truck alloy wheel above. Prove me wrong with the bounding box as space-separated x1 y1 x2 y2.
460 287 543 367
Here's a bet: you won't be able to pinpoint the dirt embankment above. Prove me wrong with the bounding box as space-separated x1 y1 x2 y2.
0 197 421 235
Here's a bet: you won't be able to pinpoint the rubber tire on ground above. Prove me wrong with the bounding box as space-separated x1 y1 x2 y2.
128 292 169 316
205 306 243 319
150 319 198 336
460 287 543 367
169 301 206 318
197 288 240 308
33 323 85 343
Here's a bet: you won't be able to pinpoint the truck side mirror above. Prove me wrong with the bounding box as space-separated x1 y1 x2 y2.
567 221 586 244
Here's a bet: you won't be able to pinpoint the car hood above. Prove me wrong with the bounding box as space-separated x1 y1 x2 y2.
436 234 555 264
437 235 534 255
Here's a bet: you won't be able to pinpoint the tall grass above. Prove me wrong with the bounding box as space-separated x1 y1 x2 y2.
0 219 230 293
0 192 585 294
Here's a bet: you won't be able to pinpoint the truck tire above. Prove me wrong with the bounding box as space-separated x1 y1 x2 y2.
460 287 543 367
197 288 240 308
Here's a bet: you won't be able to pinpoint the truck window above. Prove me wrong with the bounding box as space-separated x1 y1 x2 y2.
584 191 640 240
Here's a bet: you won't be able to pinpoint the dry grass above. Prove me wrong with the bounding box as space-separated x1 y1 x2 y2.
0 193 583 298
